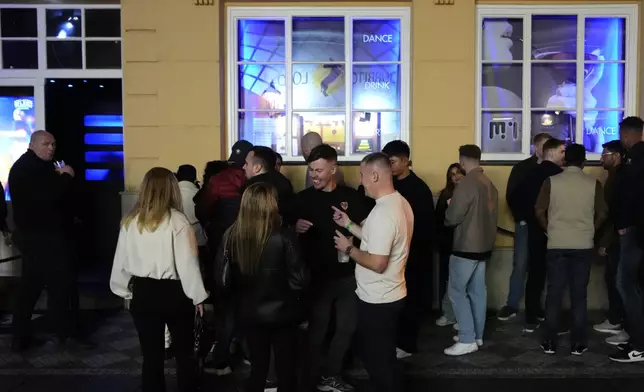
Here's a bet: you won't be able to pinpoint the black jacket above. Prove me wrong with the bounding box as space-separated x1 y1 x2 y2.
506 155 539 221
215 228 309 326
0 182 7 232
435 188 454 254
614 141 644 231
243 171 296 225
393 171 436 255
508 160 562 224
8 150 73 232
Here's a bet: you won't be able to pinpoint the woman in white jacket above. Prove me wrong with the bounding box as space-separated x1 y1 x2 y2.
110 167 208 392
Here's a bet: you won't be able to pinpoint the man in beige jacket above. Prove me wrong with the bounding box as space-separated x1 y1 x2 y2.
444 145 498 356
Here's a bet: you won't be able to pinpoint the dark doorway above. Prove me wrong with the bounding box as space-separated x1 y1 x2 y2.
45 78 123 280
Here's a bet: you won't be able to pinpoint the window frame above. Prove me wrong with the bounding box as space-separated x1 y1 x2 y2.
475 4 639 162
0 3 122 79
226 6 411 163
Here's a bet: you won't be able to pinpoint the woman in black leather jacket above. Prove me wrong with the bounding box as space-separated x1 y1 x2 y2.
215 182 309 392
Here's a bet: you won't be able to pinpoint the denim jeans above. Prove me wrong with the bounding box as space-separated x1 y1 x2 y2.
617 229 644 351
506 221 529 310
439 250 455 321
448 255 487 344
543 249 593 345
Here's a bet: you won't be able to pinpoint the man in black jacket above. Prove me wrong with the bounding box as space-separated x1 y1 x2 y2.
9 130 75 351
498 132 552 321
242 146 296 225
381 140 435 359
609 116 644 363
295 144 369 392
509 138 564 332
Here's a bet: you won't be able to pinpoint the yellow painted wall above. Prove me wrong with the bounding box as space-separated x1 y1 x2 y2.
121 0 639 247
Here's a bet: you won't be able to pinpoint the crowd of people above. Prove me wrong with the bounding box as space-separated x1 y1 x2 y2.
4 116 644 392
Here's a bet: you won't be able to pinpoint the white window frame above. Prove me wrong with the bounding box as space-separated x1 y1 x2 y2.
0 4 122 79
476 4 638 162
227 6 411 162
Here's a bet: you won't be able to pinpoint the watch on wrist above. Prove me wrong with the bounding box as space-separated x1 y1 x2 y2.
344 245 354 255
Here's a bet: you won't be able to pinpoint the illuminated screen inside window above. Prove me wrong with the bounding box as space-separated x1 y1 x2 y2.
237 17 402 156
480 16 626 155
0 89 36 200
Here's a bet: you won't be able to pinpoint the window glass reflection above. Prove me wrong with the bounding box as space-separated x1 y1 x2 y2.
353 19 401 62
293 17 344 62
237 20 285 62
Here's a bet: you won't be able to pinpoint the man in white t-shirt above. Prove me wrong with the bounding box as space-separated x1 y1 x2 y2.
333 153 413 392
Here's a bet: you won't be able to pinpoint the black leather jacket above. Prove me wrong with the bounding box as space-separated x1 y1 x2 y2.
215 227 309 326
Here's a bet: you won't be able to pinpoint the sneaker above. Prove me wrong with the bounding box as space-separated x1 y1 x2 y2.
497 306 518 321
571 344 588 356
214 364 232 376
593 319 622 334
452 335 483 346
609 347 644 363
616 343 630 351
396 347 412 359
541 340 556 355
317 376 355 392
444 342 478 356
522 323 540 333
435 315 456 327
605 330 629 346
453 323 460 331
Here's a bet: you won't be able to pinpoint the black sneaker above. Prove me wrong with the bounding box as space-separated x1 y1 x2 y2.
522 323 540 333
571 344 588 356
497 306 518 321
541 340 556 355
616 343 630 351
610 347 644 363
317 376 355 392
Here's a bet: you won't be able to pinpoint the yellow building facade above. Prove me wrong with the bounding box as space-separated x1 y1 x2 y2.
121 0 643 308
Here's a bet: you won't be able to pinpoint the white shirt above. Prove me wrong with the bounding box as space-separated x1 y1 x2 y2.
178 181 207 246
110 209 208 305
356 191 414 304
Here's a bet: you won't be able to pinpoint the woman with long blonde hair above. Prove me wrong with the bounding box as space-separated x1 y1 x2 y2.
216 182 308 392
110 167 208 392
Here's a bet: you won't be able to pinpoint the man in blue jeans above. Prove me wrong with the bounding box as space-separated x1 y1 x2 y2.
609 116 644 363
499 133 552 321
444 145 498 356
535 144 607 355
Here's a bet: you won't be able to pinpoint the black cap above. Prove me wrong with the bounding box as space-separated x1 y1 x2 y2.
228 140 253 167
176 164 197 183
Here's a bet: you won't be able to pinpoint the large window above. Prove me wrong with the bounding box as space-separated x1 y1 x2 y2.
476 5 638 161
227 7 410 162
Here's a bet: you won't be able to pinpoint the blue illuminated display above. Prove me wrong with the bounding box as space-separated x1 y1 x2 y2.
84 133 124 145
83 114 123 128
85 168 123 181
85 151 124 163
480 16 627 155
353 19 401 62
238 19 285 62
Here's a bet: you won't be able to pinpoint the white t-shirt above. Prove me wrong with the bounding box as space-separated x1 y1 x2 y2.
355 191 414 304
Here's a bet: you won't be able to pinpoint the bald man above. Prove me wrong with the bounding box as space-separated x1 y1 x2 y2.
333 153 413 392
301 132 344 188
9 130 76 352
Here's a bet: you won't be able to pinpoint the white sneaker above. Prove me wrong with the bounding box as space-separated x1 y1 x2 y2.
396 347 413 359
453 323 460 331
606 330 630 346
444 342 478 356
452 335 483 346
593 319 622 334
435 316 456 327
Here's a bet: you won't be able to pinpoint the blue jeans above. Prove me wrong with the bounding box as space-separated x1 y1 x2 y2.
506 221 529 310
448 255 487 343
617 229 644 351
543 249 593 344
